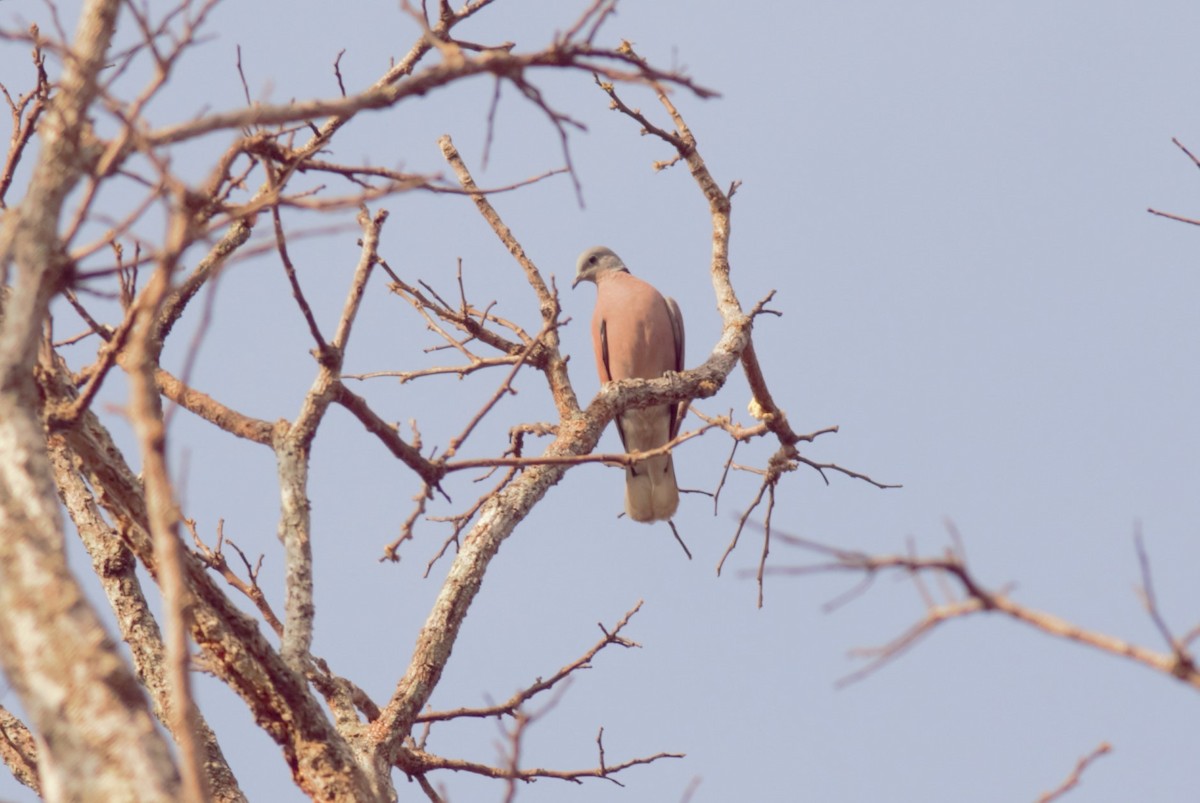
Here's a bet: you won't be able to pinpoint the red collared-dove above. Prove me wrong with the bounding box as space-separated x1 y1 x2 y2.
572 246 685 523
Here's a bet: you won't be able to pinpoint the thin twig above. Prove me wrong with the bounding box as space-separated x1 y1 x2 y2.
1036 742 1112 803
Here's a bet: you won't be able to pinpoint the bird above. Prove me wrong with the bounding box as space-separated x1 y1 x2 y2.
572 246 685 523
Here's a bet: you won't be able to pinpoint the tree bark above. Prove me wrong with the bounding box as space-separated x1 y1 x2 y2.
0 2 188 798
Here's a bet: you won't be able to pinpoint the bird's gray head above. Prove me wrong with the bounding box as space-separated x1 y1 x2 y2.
571 246 629 289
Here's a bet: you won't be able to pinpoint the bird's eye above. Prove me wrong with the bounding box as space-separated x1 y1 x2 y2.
588 255 597 265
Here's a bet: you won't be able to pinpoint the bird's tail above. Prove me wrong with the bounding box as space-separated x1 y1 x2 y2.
624 452 679 523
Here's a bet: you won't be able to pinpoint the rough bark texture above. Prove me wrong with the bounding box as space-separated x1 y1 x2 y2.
47 427 247 803
0 1 185 799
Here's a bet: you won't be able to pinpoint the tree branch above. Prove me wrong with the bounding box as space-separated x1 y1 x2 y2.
1036 742 1111 803
766 530 1200 692
275 207 385 669
0 1 184 797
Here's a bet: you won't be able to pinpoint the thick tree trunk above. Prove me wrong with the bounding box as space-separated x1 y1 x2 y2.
0 1 184 799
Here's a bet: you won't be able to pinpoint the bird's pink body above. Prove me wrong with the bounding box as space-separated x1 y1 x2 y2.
576 248 685 523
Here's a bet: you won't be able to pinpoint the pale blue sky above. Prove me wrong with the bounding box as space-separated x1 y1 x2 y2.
3 2 1200 801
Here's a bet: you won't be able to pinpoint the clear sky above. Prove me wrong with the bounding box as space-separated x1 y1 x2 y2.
3 2 1200 801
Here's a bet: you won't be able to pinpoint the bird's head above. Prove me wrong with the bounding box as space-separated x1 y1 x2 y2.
571 245 628 289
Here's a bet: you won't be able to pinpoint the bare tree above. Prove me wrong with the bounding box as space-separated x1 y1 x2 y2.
3 3 1189 802
0 1 882 799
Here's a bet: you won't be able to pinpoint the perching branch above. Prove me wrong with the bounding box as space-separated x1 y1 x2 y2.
596 50 895 585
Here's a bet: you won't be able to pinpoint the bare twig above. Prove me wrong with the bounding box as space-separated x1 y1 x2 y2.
0 30 49 208
1170 136 1200 169
764 530 1200 692
188 519 283 637
1134 527 1195 677
416 469 513 572
335 383 445 487
270 197 327 351
667 519 693 560
47 303 136 429
1036 742 1112 803
438 135 561 329
1147 207 1200 226
442 319 559 459
417 602 644 724
441 419 716 472
380 481 432 564
399 743 683 787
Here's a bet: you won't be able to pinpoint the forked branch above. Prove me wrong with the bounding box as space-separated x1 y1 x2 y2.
764 529 1200 692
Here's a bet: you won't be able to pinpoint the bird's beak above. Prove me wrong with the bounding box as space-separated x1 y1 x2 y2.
571 275 582 290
